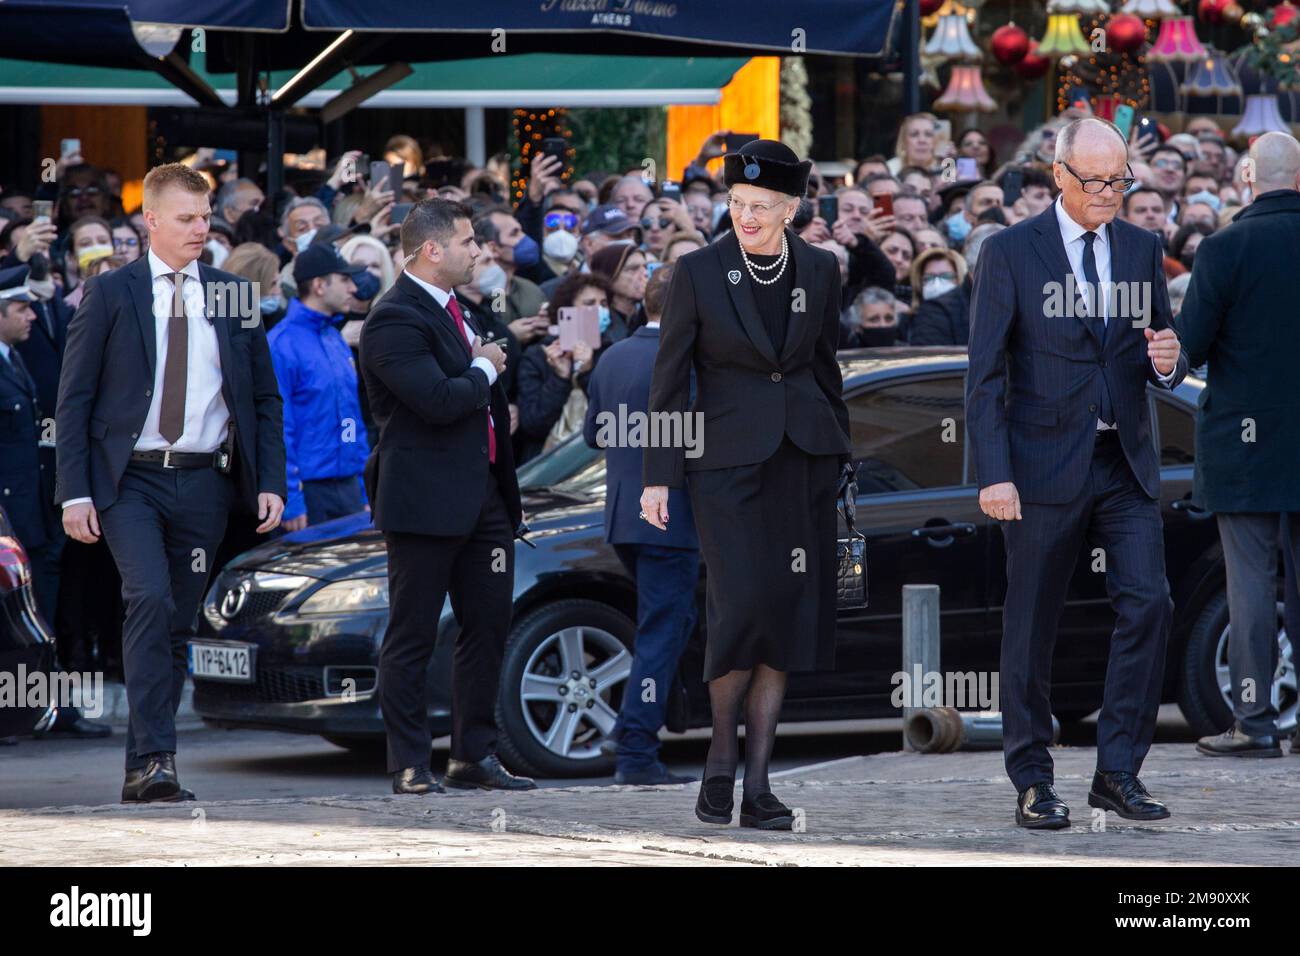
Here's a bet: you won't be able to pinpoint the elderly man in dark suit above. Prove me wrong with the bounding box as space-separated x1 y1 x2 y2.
966 118 1188 829
57 163 286 802
583 264 699 786
1178 131 1300 758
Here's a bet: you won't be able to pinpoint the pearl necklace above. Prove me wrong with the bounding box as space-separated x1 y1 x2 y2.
737 234 789 285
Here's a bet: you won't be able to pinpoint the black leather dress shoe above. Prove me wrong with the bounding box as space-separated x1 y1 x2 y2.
1088 770 1170 821
442 754 536 791
694 775 734 825
392 765 444 794
1197 724 1283 758
120 753 180 803
1015 782 1071 829
39 709 113 739
740 792 794 830
614 763 695 786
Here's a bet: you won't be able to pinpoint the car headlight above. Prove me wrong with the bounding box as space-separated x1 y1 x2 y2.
298 578 389 615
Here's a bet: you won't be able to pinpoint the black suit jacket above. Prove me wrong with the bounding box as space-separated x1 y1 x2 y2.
908 275 972 346
55 256 287 512
965 204 1189 505
359 272 524 537
643 227 851 489
0 348 57 549
1177 189 1300 512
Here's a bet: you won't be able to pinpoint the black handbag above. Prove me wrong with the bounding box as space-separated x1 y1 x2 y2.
836 463 867 609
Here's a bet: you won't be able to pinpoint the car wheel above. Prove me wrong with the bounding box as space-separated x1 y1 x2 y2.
1178 591 1296 737
495 599 634 779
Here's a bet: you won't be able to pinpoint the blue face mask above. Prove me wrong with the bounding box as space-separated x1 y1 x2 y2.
945 211 971 243
509 233 540 268
259 296 281 315
1186 189 1221 213
598 305 611 334
351 269 380 303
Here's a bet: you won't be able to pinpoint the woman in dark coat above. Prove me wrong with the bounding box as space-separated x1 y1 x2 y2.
641 140 852 829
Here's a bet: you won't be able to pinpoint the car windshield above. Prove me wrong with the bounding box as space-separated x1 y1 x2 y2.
517 435 606 495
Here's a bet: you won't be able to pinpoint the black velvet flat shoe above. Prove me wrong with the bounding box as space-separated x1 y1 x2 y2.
695 775 734 824
739 792 794 830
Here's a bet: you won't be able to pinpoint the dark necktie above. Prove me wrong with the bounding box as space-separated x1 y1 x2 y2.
158 272 189 444
1081 232 1115 426
445 295 496 464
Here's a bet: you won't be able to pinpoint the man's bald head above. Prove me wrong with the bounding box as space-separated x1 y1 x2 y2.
1054 117 1129 167
1248 131 1300 193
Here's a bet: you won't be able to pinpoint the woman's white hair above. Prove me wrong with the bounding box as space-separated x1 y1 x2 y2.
339 233 396 297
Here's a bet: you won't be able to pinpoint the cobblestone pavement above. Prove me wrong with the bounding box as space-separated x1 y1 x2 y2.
2 743 1296 866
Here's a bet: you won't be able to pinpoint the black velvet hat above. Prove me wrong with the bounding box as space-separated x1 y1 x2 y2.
723 139 812 198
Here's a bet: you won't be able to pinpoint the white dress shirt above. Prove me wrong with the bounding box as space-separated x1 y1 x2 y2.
62 250 230 509
403 269 498 386
1053 199 1175 431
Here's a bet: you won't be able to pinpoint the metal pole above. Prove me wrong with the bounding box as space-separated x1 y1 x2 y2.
266 109 285 200
902 0 922 115
901 584 940 752
465 106 487 167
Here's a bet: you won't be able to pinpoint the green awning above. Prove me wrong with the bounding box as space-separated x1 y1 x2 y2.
0 51 745 107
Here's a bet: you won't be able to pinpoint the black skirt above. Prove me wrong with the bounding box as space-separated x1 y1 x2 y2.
686 434 840 681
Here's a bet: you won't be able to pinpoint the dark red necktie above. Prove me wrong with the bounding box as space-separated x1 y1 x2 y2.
446 295 495 464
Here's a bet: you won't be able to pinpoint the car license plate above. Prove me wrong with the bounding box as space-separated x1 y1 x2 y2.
189 642 255 683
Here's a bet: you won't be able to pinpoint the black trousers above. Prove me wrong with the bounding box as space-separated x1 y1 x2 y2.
1001 429 1172 792
98 462 234 770
378 466 514 773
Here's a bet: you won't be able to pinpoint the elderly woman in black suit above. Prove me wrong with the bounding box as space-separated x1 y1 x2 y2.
640 140 852 829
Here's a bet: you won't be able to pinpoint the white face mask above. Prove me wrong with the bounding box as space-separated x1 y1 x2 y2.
476 263 508 296
206 239 230 269
922 277 957 300
294 229 317 253
542 229 579 263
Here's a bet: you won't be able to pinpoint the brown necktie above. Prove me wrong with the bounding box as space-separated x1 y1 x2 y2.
158 272 188 444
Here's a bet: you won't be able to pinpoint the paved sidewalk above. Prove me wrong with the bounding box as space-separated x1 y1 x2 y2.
2 743 1295 866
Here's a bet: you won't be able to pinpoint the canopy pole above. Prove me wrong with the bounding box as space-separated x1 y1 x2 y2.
901 0 921 115
465 107 486 167
266 109 285 199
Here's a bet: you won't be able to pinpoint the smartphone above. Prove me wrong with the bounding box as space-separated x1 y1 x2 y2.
32 199 53 224
1001 168 1024 207
956 157 979 181
356 153 369 183
391 202 413 226
60 138 80 159
660 180 682 202
1114 105 1136 142
557 305 602 352
818 194 838 226
724 133 759 152
873 193 893 217
539 136 568 170
388 164 406 200
369 160 391 192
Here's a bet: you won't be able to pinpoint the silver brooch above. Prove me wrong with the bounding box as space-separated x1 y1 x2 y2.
727 269 741 285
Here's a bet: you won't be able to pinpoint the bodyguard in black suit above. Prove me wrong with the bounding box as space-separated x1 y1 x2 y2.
360 199 535 795
56 164 286 802
966 119 1188 828
1178 132 1300 758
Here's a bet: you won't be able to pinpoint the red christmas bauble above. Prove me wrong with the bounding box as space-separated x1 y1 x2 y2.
991 23 1031 65
1198 0 1231 24
1015 40 1051 80
1271 1 1299 28
920 0 944 16
1106 13 1146 53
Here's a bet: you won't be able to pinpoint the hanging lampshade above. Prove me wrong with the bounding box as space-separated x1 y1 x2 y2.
1047 0 1112 14
1038 12 1092 57
934 64 998 112
1180 47 1243 96
924 12 982 60
1232 93 1290 135
1147 15 1208 61
1120 0 1181 15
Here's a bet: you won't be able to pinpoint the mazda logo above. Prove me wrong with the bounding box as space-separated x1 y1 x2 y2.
220 580 251 620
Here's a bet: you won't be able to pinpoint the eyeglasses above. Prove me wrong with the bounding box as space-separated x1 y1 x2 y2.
1151 159 1184 171
1060 161 1137 194
925 272 957 283
545 211 580 230
113 236 139 249
66 186 102 198
726 196 780 217
641 216 672 230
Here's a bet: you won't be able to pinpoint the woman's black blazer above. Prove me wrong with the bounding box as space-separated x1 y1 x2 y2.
643 227 852 489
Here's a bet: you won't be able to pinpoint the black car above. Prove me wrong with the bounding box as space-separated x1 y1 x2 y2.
191 348 1295 777
0 506 58 737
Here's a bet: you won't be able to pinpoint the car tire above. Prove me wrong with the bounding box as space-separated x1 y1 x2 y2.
495 598 635 779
